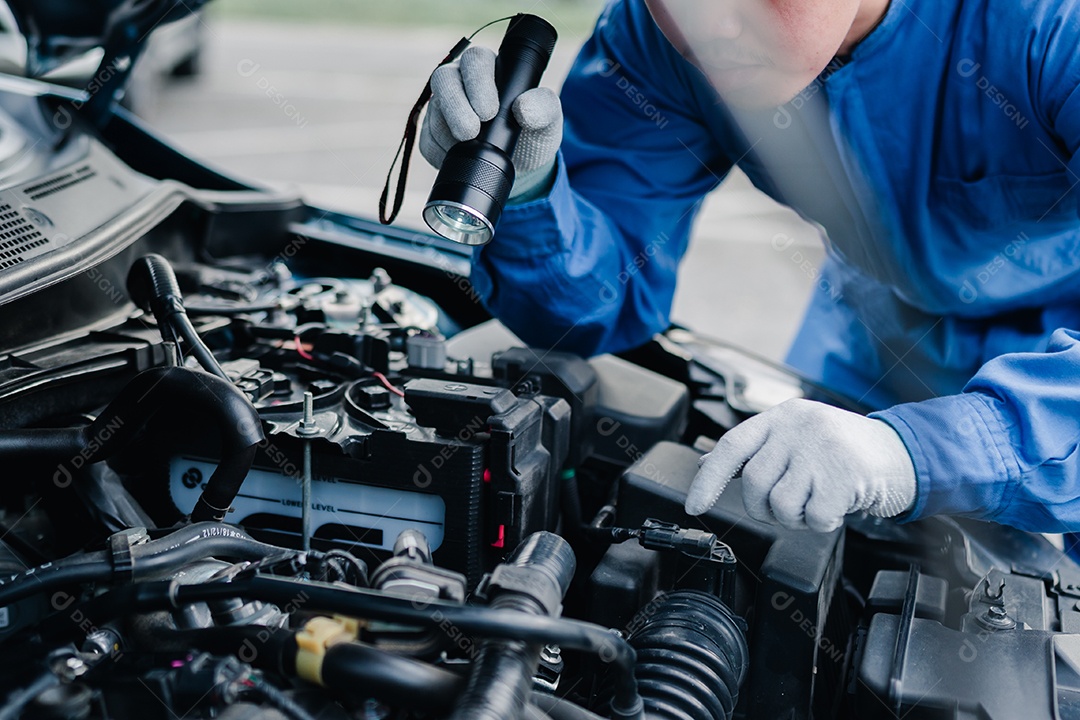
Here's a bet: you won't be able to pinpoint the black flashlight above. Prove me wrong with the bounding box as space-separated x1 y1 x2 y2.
423 14 558 246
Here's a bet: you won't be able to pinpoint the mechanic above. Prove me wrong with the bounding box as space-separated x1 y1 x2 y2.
419 0 1080 536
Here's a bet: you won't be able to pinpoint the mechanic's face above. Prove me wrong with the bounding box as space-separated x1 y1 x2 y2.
645 0 869 107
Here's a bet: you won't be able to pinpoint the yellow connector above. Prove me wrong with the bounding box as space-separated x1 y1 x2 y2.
294 615 361 685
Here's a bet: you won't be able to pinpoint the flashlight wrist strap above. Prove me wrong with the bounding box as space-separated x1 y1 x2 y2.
378 37 472 226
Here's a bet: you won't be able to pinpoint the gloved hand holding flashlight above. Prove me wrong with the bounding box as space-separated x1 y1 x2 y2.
685 399 917 532
420 45 564 205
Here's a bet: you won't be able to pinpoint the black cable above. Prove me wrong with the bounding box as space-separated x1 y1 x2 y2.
173 318 229 380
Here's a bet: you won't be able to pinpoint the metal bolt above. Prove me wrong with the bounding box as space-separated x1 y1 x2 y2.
359 299 372 329
298 391 320 437
62 656 88 678
977 602 1016 631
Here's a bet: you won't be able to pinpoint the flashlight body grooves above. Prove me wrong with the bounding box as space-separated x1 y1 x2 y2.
424 15 558 245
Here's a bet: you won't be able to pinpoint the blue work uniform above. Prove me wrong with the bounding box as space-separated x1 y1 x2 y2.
468 0 1080 532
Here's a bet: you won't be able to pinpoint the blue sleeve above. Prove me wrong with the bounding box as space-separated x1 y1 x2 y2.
872 329 1080 532
468 0 731 356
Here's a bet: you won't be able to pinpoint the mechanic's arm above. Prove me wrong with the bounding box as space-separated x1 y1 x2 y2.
685 329 1080 534
688 58 1080 534
421 0 732 356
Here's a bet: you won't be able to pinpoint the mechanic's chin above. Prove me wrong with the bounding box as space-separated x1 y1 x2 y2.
708 66 810 110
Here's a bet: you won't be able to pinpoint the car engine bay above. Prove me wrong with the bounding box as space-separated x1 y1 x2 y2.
0 7 1077 720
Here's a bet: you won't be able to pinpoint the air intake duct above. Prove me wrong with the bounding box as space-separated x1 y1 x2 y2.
627 591 748 720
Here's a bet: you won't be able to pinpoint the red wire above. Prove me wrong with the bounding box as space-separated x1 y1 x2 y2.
373 371 405 398
294 335 313 361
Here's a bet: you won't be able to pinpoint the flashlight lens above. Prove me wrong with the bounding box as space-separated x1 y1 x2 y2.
423 202 494 245
436 205 485 231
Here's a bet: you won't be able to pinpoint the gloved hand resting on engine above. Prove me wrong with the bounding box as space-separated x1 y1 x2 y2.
685 398 917 532
420 46 563 203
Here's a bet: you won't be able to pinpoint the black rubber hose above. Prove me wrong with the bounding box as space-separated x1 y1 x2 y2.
0 558 112 603
191 444 259 523
127 254 229 380
321 642 464 711
627 591 748 720
39 574 643 718
0 366 264 522
0 523 285 607
130 523 287 577
126 253 184 324
448 532 576 720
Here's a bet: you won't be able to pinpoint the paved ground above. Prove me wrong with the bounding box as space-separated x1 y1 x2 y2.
141 17 826 361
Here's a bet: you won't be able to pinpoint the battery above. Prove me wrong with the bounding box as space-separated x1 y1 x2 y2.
161 378 570 587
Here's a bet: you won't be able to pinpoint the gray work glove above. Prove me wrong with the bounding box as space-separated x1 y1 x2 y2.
685 399 917 532
420 46 562 202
